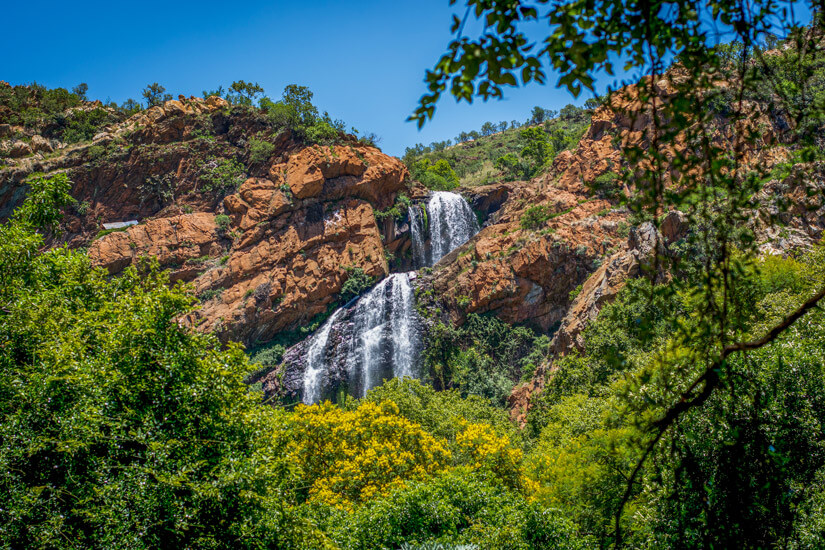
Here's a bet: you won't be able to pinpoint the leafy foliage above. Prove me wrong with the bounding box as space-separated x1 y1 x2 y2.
405 104 589 186
410 158 460 190
0 181 325 548
519 204 550 230
248 137 277 165
141 82 172 107
289 400 452 508
340 267 374 302
423 314 547 405
198 156 246 193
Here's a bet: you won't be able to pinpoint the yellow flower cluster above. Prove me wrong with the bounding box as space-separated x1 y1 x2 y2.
290 400 451 508
455 421 523 487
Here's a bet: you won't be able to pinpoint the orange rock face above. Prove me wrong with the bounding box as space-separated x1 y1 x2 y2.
88 213 223 276
272 144 407 208
187 197 388 344
69 101 409 345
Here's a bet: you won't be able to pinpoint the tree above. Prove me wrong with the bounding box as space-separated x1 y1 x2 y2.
495 153 522 181
202 85 225 99
498 120 508 132
558 103 583 120
71 83 88 101
228 80 264 105
481 121 497 136
529 105 547 125
120 98 142 116
0 175 325 547
281 84 318 126
519 127 551 168
141 82 172 107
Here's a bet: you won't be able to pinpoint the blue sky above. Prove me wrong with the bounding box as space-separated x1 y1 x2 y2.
1 0 609 156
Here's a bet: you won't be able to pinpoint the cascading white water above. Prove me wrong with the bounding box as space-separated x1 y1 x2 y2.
345 272 419 397
301 308 346 404
409 191 480 267
297 192 481 403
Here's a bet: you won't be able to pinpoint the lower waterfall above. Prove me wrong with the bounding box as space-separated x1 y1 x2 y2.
299 273 421 403
345 272 419 397
301 308 346 405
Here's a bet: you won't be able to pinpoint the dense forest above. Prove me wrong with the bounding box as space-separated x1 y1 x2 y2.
2 1 825 549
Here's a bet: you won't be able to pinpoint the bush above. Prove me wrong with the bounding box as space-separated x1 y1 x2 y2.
290 400 452 507
59 107 114 143
328 468 590 549
412 158 459 190
340 267 374 302
249 343 286 368
199 156 246 193
423 314 546 405
261 84 349 146
587 171 622 199
248 138 276 164
214 214 231 231
374 194 411 223
520 205 551 230
0 188 323 547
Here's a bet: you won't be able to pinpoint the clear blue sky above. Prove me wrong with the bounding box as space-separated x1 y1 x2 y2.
1 0 610 156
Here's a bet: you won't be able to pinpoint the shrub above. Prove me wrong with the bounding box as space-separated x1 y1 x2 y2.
214 214 232 232
17 172 74 231
374 194 411 223
340 267 373 302
59 107 114 143
198 288 223 302
412 158 460 190
423 314 545 405
328 468 590 550
520 205 551 230
249 343 286 368
199 157 246 193
289 400 452 507
519 127 552 169
587 171 622 199
248 138 276 164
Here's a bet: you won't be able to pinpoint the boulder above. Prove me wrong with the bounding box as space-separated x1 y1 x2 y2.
30 135 52 154
8 140 32 158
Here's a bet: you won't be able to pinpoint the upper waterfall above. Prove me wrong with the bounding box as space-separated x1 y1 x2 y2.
410 191 480 268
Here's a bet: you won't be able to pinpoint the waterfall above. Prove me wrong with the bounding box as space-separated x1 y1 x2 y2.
409 191 480 267
295 192 481 404
345 272 420 397
301 308 346 405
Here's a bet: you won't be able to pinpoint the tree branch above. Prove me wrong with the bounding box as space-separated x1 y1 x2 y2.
614 282 825 547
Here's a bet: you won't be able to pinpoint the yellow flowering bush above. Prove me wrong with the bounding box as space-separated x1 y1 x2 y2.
455 421 523 488
289 400 451 508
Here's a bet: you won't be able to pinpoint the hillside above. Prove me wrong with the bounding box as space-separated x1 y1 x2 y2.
2 19 825 550
402 103 592 187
